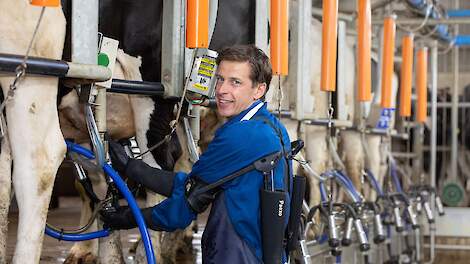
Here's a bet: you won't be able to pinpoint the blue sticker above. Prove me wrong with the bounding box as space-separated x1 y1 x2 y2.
376 108 395 129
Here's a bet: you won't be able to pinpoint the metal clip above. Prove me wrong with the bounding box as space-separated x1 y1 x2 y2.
435 196 445 216
373 214 386 244
342 217 354 246
393 206 404 232
354 219 370 251
406 205 419 229
423 201 435 224
0 115 5 142
328 214 340 247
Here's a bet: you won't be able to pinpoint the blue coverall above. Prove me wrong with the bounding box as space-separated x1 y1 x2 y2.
149 100 292 263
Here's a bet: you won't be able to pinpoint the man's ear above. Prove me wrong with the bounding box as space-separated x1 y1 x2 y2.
254 82 267 100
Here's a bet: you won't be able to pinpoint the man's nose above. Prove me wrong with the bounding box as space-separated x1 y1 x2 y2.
216 81 228 94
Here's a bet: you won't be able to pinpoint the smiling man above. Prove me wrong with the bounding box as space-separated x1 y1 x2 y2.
103 45 293 263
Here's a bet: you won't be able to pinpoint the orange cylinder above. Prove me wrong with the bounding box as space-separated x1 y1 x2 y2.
380 16 396 108
270 0 289 75
399 34 414 117
30 0 59 7
357 0 372 101
320 0 338 92
416 47 428 123
186 0 209 48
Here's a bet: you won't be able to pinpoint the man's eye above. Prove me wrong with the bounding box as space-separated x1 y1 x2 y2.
216 76 224 82
232 80 241 86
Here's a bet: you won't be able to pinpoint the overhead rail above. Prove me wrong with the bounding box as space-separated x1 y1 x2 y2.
0 53 111 82
320 0 338 92
373 1 470 46
416 47 428 123
399 34 414 117
380 15 396 109
357 0 372 102
270 0 289 75
446 9 470 17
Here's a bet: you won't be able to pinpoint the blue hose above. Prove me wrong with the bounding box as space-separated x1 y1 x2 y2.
365 169 384 196
45 141 156 264
390 161 403 193
45 228 109 241
319 181 328 202
334 171 362 202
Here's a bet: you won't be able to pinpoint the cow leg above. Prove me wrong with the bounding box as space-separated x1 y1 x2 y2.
366 134 384 201
304 126 328 207
64 188 98 264
0 130 12 264
3 77 66 264
339 130 366 197
129 96 164 263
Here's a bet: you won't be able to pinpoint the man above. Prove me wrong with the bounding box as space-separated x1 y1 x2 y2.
103 44 292 263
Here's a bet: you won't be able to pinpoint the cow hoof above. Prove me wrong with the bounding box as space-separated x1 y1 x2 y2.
63 252 97 264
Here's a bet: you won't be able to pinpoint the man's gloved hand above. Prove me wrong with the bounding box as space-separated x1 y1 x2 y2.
185 177 220 213
108 140 131 174
100 206 137 230
100 205 162 231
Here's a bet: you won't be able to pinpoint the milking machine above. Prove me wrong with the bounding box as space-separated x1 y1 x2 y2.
45 141 157 264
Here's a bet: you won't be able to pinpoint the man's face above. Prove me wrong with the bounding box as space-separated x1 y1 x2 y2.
215 61 266 118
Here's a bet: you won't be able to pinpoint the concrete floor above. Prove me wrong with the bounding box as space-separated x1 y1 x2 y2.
7 197 142 264
7 196 470 264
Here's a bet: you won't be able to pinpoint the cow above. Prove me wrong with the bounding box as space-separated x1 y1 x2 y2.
0 1 67 263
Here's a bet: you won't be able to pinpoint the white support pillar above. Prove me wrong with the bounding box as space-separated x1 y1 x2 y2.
71 0 98 65
289 0 311 120
255 0 269 55
450 0 460 183
162 0 186 98
337 20 348 121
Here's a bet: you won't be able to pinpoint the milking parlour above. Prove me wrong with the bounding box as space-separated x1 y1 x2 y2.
1 0 470 263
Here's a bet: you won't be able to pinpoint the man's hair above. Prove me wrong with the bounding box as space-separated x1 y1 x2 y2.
216 44 273 91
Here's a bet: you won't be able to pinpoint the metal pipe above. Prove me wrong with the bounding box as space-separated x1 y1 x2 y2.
416 47 428 123
186 0 209 48
0 53 111 81
447 9 470 17
31 0 59 6
429 40 439 264
342 217 354 246
270 0 289 75
399 34 414 117
311 7 354 22
320 0 338 92
372 17 470 25
455 35 470 46
451 4 460 184
357 0 372 102
426 102 470 108
290 0 311 120
380 15 396 108
255 0 269 55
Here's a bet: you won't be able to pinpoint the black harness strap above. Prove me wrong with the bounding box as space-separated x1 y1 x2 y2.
252 115 291 193
190 151 282 197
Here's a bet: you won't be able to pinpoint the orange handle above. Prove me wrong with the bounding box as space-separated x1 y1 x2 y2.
186 0 209 48
357 0 372 101
270 0 289 75
380 16 396 108
416 47 428 123
399 34 414 117
30 0 59 7
320 0 338 92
